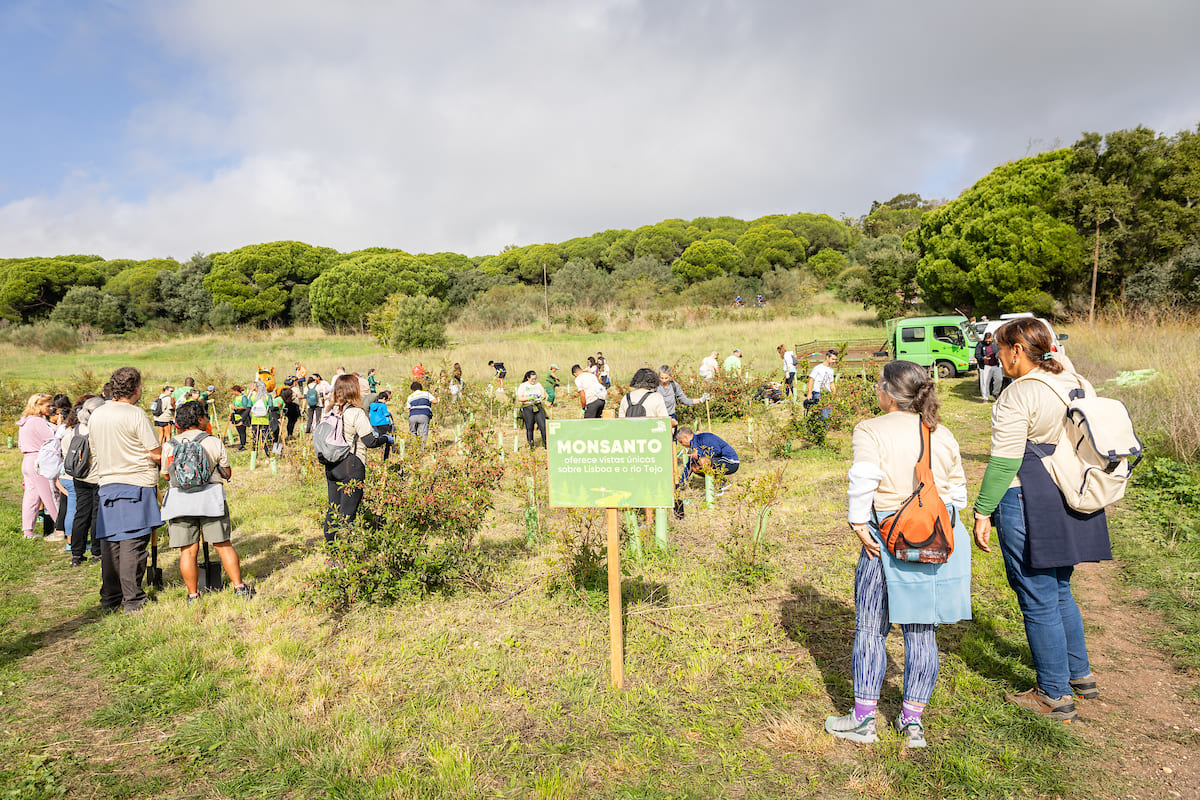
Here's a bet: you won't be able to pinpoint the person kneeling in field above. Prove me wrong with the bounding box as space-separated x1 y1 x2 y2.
675 426 739 493
160 400 253 602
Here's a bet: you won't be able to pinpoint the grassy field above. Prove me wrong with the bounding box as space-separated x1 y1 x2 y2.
0 303 1195 798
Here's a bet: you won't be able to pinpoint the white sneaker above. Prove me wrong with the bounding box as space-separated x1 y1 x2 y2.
45 532 66 542
895 716 926 748
824 712 878 744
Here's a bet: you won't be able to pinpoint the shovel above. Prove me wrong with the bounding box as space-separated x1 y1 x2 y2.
148 529 165 590
196 540 224 593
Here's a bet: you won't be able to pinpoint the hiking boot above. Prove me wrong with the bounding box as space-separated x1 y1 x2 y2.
824 712 878 744
1070 674 1100 700
233 583 256 598
895 716 927 748
1005 686 1077 722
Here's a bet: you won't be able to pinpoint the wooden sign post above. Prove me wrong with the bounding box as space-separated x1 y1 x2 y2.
547 418 674 690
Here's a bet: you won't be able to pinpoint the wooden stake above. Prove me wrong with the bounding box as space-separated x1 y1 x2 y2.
655 507 668 550
606 507 624 690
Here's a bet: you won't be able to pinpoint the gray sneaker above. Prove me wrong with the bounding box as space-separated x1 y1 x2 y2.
895 716 927 748
824 712 878 744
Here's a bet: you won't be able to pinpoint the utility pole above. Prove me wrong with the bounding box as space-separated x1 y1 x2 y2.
543 264 551 326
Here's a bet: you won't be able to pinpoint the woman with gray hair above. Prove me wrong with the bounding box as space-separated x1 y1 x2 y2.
825 360 971 749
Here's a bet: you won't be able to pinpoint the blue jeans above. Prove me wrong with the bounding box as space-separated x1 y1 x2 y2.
994 487 1091 697
62 478 77 540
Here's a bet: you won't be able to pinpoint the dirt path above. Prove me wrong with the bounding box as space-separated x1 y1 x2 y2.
1073 561 1200 800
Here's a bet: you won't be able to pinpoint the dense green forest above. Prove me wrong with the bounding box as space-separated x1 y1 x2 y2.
1 124 1196 346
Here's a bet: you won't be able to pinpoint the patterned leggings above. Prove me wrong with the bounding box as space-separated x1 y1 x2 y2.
851 548 939 703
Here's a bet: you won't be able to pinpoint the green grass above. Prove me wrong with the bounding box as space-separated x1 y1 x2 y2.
0 306 1191 798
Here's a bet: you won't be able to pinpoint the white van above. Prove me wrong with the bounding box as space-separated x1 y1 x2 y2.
974 313 1070 363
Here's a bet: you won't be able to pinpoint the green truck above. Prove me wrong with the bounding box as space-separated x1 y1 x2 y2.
796 314 976 380
885 315 976 378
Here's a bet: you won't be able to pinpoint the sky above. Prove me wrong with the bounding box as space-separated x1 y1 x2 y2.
1 0 1199 261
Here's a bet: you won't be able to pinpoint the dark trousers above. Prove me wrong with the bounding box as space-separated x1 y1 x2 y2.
521 405 547 446
306 406 320 434
583 399 605 419
375 423 395 459
234 424 247 450
99 535 151 612
324 456 366 543
71 480 102 563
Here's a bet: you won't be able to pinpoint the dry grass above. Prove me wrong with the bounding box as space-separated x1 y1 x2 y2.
1064 308 1200 462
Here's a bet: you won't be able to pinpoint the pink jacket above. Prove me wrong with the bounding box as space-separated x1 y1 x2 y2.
17 415 54 455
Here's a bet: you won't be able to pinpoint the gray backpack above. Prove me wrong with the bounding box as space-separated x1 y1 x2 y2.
313 409 359 466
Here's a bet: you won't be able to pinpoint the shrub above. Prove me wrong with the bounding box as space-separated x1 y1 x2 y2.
369 293 448 351
308 425 505 609
50 286 129 333
1 321 82 352
676 367 758 423
209 302 238 328
721 467 787 588
454 284 542 330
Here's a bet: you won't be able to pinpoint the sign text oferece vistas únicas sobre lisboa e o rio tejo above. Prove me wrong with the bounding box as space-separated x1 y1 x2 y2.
547 418 674 509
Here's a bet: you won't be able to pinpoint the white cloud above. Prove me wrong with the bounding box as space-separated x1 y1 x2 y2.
2 0 1199 259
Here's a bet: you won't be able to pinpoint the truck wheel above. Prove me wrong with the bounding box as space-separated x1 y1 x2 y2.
935 361 956 379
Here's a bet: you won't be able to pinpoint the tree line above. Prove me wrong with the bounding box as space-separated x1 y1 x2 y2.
1 123 1196 341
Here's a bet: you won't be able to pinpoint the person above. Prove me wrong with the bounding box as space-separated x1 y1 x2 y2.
322 374 391 542
824 360 971 748
172 377 195 406
734 295 744 307
805 350 838 414
315 372 332 409
88 367 162 614
294 361 307 382
975 332 1002 402
777 344 798 397
450 363 464 405
722 349 743 375
516 370 550 448
17 393 58 540
756 294 765 307
280 386 302 439
488 360 507 388
699 351 720 381
676 426 739 490
160 400 253 601
229 386 250 451
971 318 1105 723
366 368 379 393
369 391 395 459
572 364 607 418
585 355 599 376
597 356 611 389
248 381 275 455
152 385 174 446
47 395 72 542
656 366 700 426
302 377 321 434
411 362 426 382
619 369 670 418
405 381 437 443
543 365 561 406
64 396 105 566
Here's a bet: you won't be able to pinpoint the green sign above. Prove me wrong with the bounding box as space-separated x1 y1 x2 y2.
547 418 674 508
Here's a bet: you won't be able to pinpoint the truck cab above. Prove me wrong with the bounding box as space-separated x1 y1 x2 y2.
886 315 975 378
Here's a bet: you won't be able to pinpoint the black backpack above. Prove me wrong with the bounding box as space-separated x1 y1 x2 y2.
151 396 164 416
63 430 91 479
624 391 649 418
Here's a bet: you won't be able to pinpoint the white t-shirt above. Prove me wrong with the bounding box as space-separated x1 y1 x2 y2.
575 371 607 404
809 363 836 393
699 357 719 380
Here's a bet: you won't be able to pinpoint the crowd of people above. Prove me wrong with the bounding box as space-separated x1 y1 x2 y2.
13 318 1109 745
